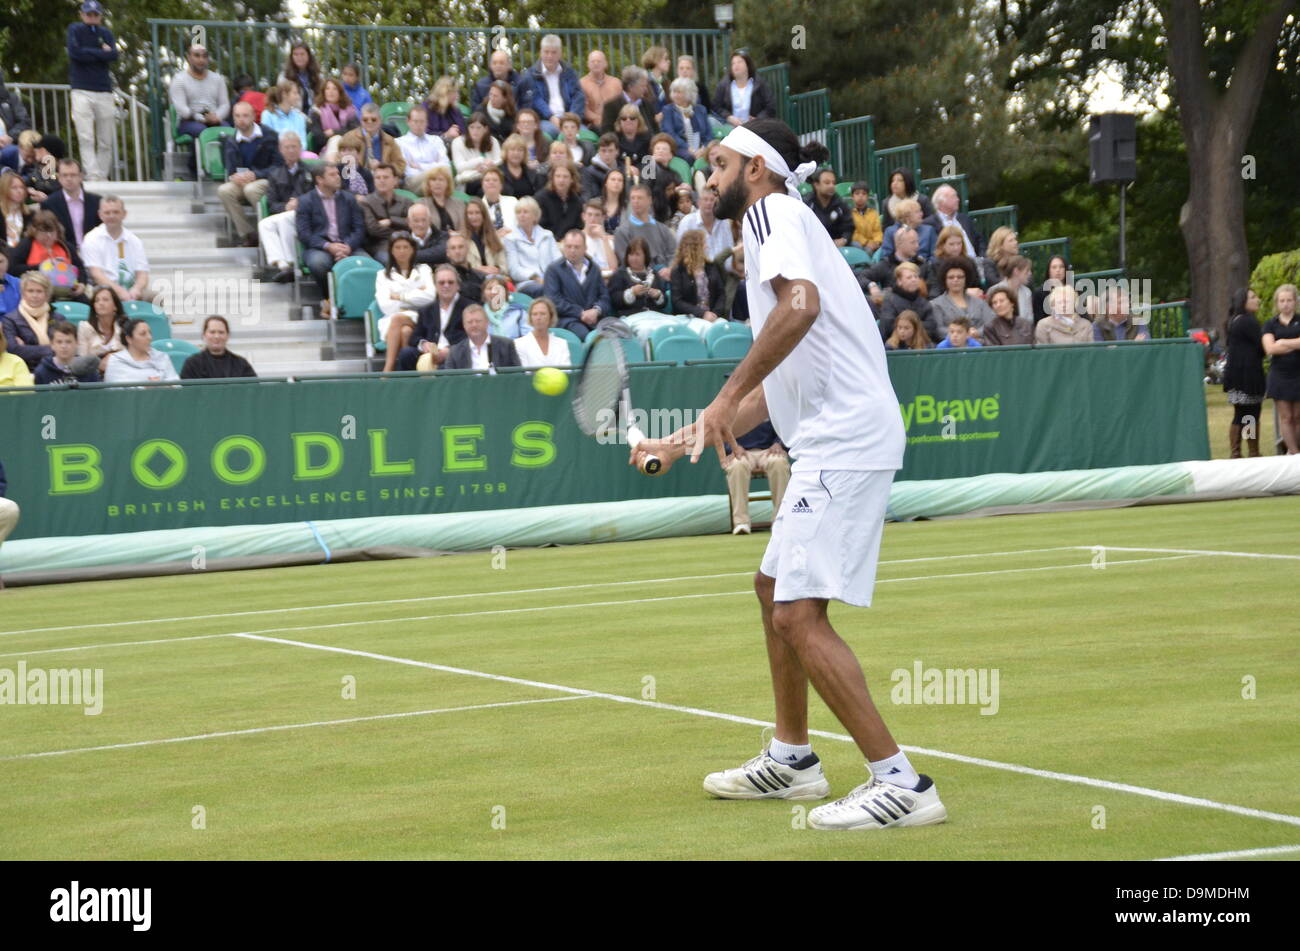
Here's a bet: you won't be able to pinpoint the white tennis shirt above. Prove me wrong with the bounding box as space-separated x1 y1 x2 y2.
742 191 905 472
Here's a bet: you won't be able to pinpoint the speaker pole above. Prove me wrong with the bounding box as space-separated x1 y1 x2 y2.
1118 182 1127 272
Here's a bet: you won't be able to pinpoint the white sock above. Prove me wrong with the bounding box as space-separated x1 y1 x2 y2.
868 751 920 789
768 737 812 765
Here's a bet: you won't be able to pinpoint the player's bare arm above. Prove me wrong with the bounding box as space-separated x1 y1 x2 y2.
631 387 769 474
689 275 821 465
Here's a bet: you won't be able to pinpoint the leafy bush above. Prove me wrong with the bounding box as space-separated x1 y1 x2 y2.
1250 248 1300 322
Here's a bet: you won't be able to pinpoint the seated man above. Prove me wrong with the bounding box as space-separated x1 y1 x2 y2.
217 100 280 247
470 49 537 115
80 194 155 301
804 167 853 247
395 263 470 370
40 157 101 254
169 43 230 140
543 229 611 341
602 66 656 135
676 185 734 266
613 184 676 281
340 105 406 178
527 35 586 137
360 161 413 263
725 422 790 536
848 181 882 255
404 202 448 268
33 319 101 383
580 133 621 199
294 163 369 308
580 50 623 131
259 131 315 282
181 315 257 378
442 232 484 301
922 184 985 257
442 303 523 371
862 225 923 306
935 315 982 349
1092 286 1150 341
396 105 451 192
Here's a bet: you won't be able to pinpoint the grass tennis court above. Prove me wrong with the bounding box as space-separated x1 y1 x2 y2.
1 496 1297 860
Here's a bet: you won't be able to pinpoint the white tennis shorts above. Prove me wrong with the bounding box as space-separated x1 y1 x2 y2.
759 468 895 607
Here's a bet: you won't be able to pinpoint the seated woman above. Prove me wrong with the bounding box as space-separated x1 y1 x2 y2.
661 77 711 162
607 237 670 317
1 169 36 250
513 296 573 368
2 270 56 369
78 284 127 372
923 226 969 296
420 165 465 234
340 63 374 111
461 198 509 278
261 82 310 150
668 184 695 231
599 166 627 234
375 232 438 373
879 167 935 229
643 134 683 223
880 198 935 261
669 229 726 321
884 309 932 351
982 226 1021 289
498 134 541 199
483 80 517 142
451 113 501 195
536 160 584 239
481 275 528 338
929 256 995 336
8 211 87 301
877 261 937 342
614 105 652 171
336 141 373 195
307 78 359 154
514 109 549 168
536 138 573 182
424 76 468 143
103 318 179 383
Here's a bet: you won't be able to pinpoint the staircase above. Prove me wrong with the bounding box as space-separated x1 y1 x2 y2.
103 181 368 376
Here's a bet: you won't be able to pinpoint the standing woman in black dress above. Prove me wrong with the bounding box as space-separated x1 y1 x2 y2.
1262 283 1300 454
1222 287 1266 457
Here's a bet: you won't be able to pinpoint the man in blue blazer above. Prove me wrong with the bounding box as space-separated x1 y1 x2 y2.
294 163 369 305
470 49 537 115
543 229 611 342
527 36 586 137
442 304 522 371
40 158 101 254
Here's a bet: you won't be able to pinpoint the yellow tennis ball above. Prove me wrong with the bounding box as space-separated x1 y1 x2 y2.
533 366 568 396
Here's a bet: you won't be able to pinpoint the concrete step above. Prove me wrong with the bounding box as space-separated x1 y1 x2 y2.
256 359 371 377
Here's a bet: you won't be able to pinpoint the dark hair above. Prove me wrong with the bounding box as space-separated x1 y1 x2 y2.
851 180 871 194
947 315 972 330
597 132 618 150
385 232 419 278
312 164 337 183
810 166 836 186
623 237 652 269
889 167 917 196
49 319 77 340
119 317 150 347
739 118 830 190
488 80 517 117
233 73 255 92
997 253 1031 279
629 182 654 199
34 134 68 160
283 42 322 99
89 285 125 334
202 314 230 333
936 256 978 289
373 162 397 178
466 112 495 153
1228 287 1250 319
562 228 585 243
730 50 758 81
28 209 66 240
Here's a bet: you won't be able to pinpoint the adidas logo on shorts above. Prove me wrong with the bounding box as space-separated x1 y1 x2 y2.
791 497 814 514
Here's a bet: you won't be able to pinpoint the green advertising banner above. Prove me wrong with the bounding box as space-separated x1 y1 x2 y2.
0 341 1208 541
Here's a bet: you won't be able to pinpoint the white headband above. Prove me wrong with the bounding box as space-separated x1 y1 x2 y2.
720 126 818 199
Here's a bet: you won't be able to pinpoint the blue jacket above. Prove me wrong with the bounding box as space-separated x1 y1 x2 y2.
543 257 610 328
470 69 537 115
67 22 117 92
0 459 6 496
660 104 711 161
2 309 53 369
219 125 281 181
295 187 366 253
0 275 19 315
526 61 586 122
342 82 374 111
34 354 101 385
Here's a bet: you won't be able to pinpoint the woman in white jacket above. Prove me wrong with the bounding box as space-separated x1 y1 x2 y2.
374 233 438 372
451 114 502 192
103 319 179 383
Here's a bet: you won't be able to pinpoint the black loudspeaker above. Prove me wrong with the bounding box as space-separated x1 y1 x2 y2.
1089 113 1137 184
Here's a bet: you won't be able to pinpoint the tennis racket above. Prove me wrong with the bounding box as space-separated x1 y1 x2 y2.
571 320 663 475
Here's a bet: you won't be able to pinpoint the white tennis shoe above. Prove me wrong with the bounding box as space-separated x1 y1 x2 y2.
808 774 947 830
703 748 831 801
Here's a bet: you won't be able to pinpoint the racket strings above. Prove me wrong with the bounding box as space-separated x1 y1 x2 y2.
573 338 626 437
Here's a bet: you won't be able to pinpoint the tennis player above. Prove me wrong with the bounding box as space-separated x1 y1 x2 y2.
630 118 947 830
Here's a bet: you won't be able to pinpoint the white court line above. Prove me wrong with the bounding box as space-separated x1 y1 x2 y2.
0 553 1196 659
0 546 1084 638
237 633 1300 831
0 695 591 761
0 633 231 660
1153 844 1300 862
1077 546 1300 562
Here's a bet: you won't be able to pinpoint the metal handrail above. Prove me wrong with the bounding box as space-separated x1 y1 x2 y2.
11 82 152 181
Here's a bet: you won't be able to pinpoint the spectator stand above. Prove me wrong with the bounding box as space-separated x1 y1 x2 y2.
788 88 831 149
756 62 790 129
872 143 922 206
1019 237 1072 276
921 174 969 212
968 205 1018 238
828 115 875 192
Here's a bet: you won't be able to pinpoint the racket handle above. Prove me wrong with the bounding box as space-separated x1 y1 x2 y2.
626 425 663 476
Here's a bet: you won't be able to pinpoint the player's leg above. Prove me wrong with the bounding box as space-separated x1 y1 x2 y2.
756 571 808 748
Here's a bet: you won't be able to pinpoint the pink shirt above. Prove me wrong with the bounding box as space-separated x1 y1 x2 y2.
316 187 339 242
64 190 86 247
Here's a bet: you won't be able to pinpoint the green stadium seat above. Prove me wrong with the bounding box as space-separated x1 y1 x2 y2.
548 326 584 366
668 156 693 185
394 188 420 202
583 329 647 365
53 301 90 323
452 190 473 204
707 322 753 360
153 338 200 375
329 256 384 320
712 125 728 140
379 101 414 120
389 117 409 137
797 181 812 197
509 291 534 311
835 181 855 198
366 300 387 356
578 127 600 144
122 300 171 340
169 104 193 151
650 325 708 363
198 126 235 182
840 246 871 270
